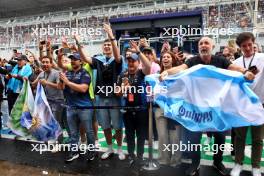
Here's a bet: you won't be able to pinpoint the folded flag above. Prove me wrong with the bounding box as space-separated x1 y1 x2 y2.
8 81 62 141
145 64 264 132
8 80 34 138
20 83 62 141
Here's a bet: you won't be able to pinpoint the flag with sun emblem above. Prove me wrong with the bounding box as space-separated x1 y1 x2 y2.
8 80 34 137
26 83 62 141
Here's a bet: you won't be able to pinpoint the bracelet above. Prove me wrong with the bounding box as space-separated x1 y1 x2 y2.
136 51 141 55
110 38 116 41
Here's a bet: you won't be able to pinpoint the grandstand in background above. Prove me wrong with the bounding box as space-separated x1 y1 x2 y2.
0 0 263 58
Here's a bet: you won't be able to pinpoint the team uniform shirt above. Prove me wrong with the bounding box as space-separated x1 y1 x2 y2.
63 68 93 107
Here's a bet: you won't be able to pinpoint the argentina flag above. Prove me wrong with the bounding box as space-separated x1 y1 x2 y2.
145 64 264 132
21 83 62 141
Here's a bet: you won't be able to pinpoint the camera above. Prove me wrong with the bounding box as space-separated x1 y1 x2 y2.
62 48 71 54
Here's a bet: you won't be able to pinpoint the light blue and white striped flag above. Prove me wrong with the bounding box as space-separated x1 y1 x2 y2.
145 64 264 132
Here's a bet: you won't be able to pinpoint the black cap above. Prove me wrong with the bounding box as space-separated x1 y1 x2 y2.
16 55 28 61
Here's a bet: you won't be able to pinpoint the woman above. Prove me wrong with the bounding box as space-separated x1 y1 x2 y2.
155 51 182 166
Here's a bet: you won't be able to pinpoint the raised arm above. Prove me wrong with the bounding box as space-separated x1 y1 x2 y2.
74 35 93 65
57 49 68 71
104 23 121 63
129 40 151 75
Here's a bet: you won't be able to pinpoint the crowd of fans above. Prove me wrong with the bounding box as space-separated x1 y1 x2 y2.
0 20 263 176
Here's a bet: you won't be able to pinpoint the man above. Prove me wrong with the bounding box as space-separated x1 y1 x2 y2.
6 55 32 114
59 52 96 162
116 41 151 164
58 38 98 144
231 32 264 176
77 24 125 160
32 56 65 150
160 36 254 176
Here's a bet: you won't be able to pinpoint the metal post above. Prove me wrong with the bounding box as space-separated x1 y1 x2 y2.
142 84 160 171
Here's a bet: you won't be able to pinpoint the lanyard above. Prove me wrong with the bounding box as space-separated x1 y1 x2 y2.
243 53 255 69
44 71 50 80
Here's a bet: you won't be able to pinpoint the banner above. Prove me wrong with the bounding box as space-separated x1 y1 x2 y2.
145 64 264 132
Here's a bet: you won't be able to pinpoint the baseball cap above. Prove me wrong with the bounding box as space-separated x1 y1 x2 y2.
127 53 139 61
68 53 81 60
16 55 28 61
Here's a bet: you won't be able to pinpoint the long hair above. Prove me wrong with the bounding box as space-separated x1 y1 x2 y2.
160 51 181 73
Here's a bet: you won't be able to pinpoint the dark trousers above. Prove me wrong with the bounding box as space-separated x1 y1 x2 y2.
234 125 264 168
184 129 226 165
123 110 148 158
7 90 19 115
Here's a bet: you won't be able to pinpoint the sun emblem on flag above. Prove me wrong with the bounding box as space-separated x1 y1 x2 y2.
30 114 41 130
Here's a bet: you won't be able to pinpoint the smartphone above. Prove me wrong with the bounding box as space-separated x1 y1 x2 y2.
62 48 71 54
249 65 258 74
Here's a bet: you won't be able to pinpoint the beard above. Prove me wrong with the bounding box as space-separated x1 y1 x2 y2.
199 49 211 56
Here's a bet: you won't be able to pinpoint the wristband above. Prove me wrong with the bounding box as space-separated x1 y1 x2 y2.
110 38 116 41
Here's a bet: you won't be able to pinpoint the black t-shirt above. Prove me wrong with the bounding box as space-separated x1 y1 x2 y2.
185 55 232 69
92 55 122 97
117 69 146 107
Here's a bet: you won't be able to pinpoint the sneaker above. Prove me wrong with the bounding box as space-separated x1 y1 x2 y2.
230 164 242 176
252 168 261 176
213 162 228 175
117 149 125 160
86 151 97 161
185 164 200 176
65 152 79 163
101 148 114 160
120 109 127 113
128 154 136 167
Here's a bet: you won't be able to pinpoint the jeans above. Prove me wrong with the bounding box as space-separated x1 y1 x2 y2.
67 108 95 151
95 95 122 130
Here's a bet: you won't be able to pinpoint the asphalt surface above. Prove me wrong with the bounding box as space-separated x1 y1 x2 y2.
0 138 257 176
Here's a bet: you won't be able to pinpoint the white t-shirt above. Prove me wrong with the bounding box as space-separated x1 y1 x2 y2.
233 53 264 103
